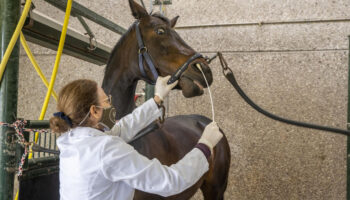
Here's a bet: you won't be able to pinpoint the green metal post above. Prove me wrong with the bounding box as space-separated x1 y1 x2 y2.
347 35 350 200
25 120 50 129
0 0 20 199
44 0 126 35
145 84 155 101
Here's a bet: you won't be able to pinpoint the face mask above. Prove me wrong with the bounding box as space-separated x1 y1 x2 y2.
97 106 117 131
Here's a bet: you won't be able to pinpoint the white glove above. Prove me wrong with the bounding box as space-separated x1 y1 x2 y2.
198 122 223 153
154 76 178 101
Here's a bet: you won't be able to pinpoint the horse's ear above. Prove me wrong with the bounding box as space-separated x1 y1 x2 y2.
170 16 179 28
129 0 148 19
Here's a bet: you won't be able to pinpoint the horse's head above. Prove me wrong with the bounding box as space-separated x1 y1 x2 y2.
129 0 213 98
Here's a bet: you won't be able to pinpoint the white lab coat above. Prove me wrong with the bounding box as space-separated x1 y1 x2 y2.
57 99 209 200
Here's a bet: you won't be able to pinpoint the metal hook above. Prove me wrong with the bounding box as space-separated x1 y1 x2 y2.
217 52 233 75
158 104 166 124
87 35 97 51
205 54 218 64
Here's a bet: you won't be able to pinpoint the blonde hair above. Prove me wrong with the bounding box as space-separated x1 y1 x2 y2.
49 79 99 133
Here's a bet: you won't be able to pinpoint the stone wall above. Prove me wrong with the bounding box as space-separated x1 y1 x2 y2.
17 0 350 199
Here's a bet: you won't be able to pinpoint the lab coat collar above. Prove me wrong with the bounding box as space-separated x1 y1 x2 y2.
68 126 106 138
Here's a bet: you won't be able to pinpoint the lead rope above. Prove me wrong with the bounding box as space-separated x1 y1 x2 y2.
0 120 32 176
0 120 60 176
216 52 350 136
195 63 215 122
12 120 30 177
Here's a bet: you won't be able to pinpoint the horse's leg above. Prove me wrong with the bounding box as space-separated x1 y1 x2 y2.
200 134 231 200
200 179 226 200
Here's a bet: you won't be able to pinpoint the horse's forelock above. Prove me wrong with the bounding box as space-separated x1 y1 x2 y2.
151 13 170 25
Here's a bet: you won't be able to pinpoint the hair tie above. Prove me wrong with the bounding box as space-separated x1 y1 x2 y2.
53 112 73 127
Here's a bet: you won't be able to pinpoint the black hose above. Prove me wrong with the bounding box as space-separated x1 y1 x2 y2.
218 53 350 136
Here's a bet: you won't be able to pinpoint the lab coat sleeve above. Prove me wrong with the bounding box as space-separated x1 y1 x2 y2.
108 98 162 142
100 137 209 197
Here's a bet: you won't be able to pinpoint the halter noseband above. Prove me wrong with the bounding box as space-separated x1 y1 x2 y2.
135 21 203 85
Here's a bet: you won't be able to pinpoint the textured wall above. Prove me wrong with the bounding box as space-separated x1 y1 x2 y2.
166 1 349 199
17 0 349 199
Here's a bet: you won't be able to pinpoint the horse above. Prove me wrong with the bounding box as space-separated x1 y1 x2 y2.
102 1 231 199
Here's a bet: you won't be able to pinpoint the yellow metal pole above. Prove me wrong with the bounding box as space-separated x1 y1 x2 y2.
29 0 73 157
14 191 18 200
20 32 58 101
0 0 32 82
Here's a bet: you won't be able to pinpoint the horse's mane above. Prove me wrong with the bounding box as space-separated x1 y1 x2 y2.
104 13 169 74
104 22 136 74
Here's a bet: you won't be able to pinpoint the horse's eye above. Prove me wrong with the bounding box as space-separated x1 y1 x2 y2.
156 28 165 35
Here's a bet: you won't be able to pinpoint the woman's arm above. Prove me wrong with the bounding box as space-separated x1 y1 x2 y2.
100 137 209 197
106 75 177 141
107 98 162 142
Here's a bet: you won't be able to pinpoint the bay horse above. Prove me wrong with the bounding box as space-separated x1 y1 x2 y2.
102 1 231 199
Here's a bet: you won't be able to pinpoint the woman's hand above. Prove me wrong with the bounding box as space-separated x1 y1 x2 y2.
154 76 178 101
198 122 223 154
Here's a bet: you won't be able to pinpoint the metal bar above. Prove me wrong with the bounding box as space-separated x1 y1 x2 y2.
31 131 35 159
54 133 57 151
28 156 59 167
38 133 41 158
31 144 59 155
44 132 47 157
32 131 35 159
175 18 350 30
0 1 20 199
19 156 59 180
44 0 126 35
49 130 52 156
25 120 50 129
347 35 350 200
19 166 59 181
199 49 348 54
22 165 59 179
77 15 94 38
22 11 112 66
145 84 155 101
153 0 172 5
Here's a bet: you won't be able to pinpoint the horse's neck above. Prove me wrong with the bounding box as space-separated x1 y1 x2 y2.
103 26 141 119
112 79 138 119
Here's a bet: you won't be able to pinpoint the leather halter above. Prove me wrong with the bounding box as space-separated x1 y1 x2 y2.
135 21 203 85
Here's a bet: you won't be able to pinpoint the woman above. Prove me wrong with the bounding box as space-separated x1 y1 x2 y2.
50 76 223 200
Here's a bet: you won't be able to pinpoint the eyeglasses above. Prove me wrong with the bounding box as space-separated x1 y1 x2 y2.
102 95 112 105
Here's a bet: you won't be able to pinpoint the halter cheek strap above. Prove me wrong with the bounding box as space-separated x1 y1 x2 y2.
135 21 203 85
135 22 159 85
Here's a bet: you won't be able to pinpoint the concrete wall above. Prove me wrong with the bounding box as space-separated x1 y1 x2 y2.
17 0 349 199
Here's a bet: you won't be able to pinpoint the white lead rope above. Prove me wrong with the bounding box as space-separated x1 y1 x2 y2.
195 63 215 122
